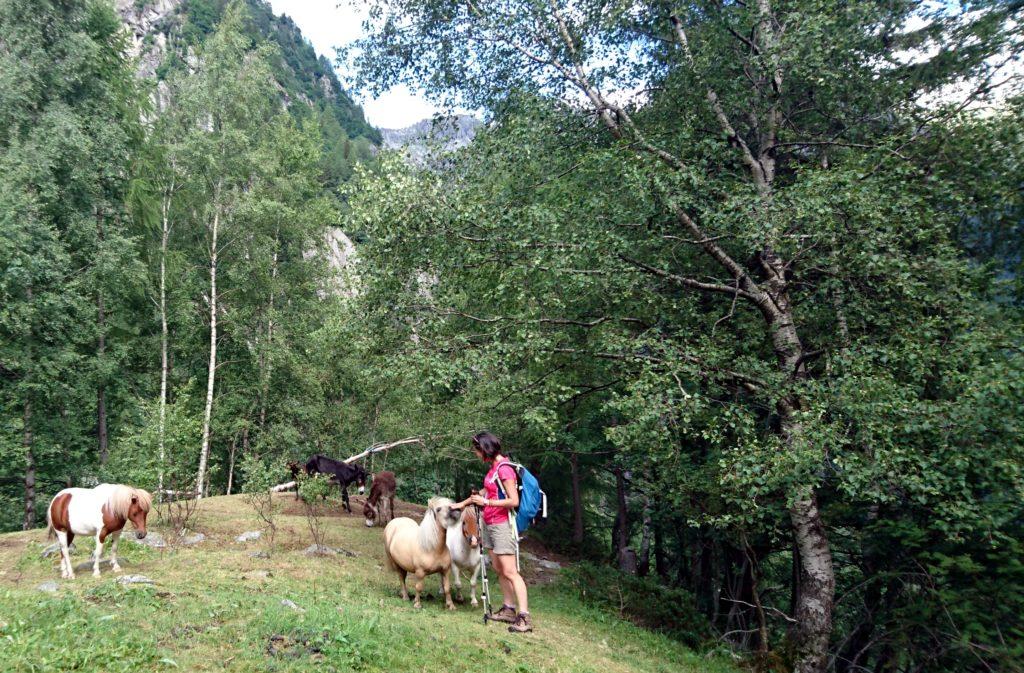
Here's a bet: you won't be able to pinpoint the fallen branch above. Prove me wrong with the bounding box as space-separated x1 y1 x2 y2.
342 436 423 464
268 437 424 491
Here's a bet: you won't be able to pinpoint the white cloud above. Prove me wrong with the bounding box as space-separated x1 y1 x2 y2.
266 0 453 128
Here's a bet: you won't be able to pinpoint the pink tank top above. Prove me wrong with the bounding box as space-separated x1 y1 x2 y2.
483 461 517 525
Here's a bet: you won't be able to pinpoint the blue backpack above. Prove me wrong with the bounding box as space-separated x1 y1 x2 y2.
491 461 547 534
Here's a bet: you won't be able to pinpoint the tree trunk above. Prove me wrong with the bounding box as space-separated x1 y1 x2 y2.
158 186 171 495
23 400 35 530
259 235 279 432
764 286 835 673
613 467 636 574
226 434 237 495
637 498 652 577
789 484 835 673
96 297 108 464
654 517 669 582
96 211 108 465
196 186 221 499
570 451 584 545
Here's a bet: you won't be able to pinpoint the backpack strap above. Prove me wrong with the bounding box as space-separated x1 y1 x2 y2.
489 461 518 498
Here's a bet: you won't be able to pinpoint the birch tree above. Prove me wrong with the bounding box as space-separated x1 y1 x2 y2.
174 1 278 498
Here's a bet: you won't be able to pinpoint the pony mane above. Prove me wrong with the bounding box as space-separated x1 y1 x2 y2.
419 497 451 550
106 485 152 518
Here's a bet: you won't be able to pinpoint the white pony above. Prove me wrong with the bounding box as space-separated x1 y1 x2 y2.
383 496 462 609
446 505 481 606
46 484 152 579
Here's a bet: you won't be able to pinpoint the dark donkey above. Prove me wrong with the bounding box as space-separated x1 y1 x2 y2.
304 455 367 513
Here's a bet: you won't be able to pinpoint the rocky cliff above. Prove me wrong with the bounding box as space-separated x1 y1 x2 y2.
380 114 482 166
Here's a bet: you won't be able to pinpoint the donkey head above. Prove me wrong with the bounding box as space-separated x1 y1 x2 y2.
363 499 378 527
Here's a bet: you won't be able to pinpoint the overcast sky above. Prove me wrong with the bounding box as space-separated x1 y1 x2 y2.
265 0 443 129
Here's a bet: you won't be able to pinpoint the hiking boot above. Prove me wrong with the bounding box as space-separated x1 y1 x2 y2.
508 612 534 633
489 605 517 623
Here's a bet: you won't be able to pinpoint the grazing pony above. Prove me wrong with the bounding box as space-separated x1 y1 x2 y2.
47 484 152 579
446 505 482 606
363 471 397 527
383 497 462 609
304 454 367 513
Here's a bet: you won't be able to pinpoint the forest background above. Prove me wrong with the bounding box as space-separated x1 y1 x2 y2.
0 1 1022 672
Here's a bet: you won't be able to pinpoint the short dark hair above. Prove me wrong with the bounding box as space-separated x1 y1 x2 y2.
471 432 502 459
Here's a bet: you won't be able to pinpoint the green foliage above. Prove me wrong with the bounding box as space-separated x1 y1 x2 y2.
160 0 379 187
347 1 1024 670
561 562 710 647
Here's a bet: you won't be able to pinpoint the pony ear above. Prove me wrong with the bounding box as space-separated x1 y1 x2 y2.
131 495 138 503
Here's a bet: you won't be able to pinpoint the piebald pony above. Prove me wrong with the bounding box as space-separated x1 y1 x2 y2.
47 484 152 579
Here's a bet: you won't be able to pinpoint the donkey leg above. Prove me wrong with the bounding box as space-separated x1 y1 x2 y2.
92 532 104 577
442 567 456 610
57 530 73 579
342 487 351 514
109 531 122 572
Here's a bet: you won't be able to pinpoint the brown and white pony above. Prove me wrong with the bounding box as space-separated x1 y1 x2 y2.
363 471 397 527
47 484 152 579
446 504 481 605
383 496 461 609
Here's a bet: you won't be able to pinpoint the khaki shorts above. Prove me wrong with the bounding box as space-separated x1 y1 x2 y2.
481 520 518 555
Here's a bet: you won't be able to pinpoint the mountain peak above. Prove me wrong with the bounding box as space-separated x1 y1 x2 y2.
379 114 482 165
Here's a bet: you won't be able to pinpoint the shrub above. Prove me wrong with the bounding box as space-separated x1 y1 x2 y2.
559 562 710 647
298 473 338 552
241 454 284 555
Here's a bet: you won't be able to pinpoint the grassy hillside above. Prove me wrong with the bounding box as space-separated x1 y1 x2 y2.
0 494 735 673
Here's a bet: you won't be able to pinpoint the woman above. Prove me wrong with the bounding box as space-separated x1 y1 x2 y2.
455 431 532 633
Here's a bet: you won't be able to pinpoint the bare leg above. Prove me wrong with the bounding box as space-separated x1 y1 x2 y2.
442 566 455 610
109 531 122 572
495 554 529 613
491 550 515 608
57 530 73 579
92 532 104 577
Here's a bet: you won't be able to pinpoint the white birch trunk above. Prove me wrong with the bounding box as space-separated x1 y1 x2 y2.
196 182 221 499
158 184 171 495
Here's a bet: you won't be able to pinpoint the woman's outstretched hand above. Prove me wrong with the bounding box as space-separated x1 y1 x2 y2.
468 493 487 507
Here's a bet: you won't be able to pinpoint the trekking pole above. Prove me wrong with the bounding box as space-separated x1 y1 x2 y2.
477 507 492 624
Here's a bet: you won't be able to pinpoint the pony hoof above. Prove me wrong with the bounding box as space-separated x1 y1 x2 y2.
447 604 457 611
93 571 101 578
112 566 122 573
413 602 422 609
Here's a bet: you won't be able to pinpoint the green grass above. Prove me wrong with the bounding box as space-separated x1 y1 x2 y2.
0 495 737 673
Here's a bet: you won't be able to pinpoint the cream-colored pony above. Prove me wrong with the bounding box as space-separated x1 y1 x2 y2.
383 497 462 609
